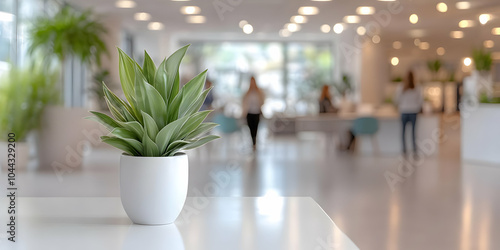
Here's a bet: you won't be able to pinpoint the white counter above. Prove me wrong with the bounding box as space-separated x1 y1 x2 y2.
0 197 358 250
462 104 500 165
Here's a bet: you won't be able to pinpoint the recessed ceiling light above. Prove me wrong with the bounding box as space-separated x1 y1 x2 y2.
419 42 430 50
356 6 375 15
436 3 448 13
298 6 319 15
321 24 331 33
409 14 418 24
116 0 135 8
393 41 402 49
357 26 366 35
291 15 307 24
181 6 201 15
458 20 475 28
343 15 360 23
391 57 399 66
450 31 464 39
437 47 445 56
333 23 344 34
148 22 163 30
239 20 248 28
479 14 490 25
186 15 206 23
484 40 495 48
279 29 291 37
414 39 421 46
463 57 472 66
372 35 381 44
243 24 253 34
286 23 301 32
492 27 500 35
456 2 471 10
134 12 151 21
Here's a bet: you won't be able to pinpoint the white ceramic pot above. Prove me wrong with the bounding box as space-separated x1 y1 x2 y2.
120 153 189 225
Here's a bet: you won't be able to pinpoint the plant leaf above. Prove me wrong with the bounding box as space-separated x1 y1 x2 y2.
165 140 190 155
117 121 144 139
186 122 218 140
183 87 212 118
183 135 220 150
105 97 126 122
117 48 139 108
178 110 211 139
154 58 168 103
135 65 167 127
101 136 140 156
111 127 139 140
102 83 137 121
178 70 207 118
141 111 159 140
87 111 121 131
155 115 190 154
142 50 156 84
143 132 160 156
165 45 189 105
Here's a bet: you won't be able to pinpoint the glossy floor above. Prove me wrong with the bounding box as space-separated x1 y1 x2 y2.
5 116 500 250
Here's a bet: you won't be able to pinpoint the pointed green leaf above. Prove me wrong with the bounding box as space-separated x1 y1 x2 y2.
141 111 159 140
135 65 167 127
183 87 212 118
143 51 156 84
103 83 137 121
178 110 211 139
166 140 190 155
178 70 207 118
155 115 190 154
154 58 168 103
101 136 140 156
117 48 139 107
111 127 139 140
87 111 121 131
143 132 160 156
117 121 144 139
166 89 182 124
186 122 218 140
105 97 126 122
165 45 189 105
183 135 220 150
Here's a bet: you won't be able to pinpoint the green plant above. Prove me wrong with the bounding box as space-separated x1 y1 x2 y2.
472 49 493 72
28 5 107 66
427 59 442 73
0 62 59 142
88 45 219 157
89 69 111 110
334 73 353 96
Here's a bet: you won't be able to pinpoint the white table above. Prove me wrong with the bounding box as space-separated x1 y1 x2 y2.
0 197 358 250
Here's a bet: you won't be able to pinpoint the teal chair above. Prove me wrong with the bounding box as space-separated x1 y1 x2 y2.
352 117 379 153
213 114 239 134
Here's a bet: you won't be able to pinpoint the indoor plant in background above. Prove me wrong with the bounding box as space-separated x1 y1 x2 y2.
89 45 219 225
0 62 59 170
28 4 108 170
471 48 493 99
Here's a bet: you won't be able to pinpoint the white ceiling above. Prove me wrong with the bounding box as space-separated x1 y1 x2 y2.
67 0 500 60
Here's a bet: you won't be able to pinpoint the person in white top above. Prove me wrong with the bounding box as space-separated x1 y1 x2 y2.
395 71 423 154
242 77 265 150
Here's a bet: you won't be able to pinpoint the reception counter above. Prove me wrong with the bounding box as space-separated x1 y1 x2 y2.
270 112 440 155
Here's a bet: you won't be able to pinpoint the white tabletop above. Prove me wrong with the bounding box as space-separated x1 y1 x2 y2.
0 197 358 250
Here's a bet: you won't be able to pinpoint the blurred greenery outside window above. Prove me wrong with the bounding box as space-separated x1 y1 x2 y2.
181 42 334 117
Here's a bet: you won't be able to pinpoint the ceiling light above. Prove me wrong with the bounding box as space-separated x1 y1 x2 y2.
409 14 418 24
0 11 14 22
298 6 319 15
414 39 421 46
450 31 464 39
186 15 206 23
116 0 136 8
243 24 253 34
239 20 248 28
343 15 360 24
279 29 291 37
357 26 366 35
436 3 448 13
333 23 344 34
393 41 402 49
134 12 151 21
456 2 471 10
419 42 430 50
479 14 490 25
291 15 307 24
463 57 472 66
321 24 331 33
181 6 201 15
492 27 500 35
458 20 475 28
356 6 375 15
391 57 399 66
148 22 163 30
286 23 300 32
372 35 381 44
437 47 445 56
484 40 495 48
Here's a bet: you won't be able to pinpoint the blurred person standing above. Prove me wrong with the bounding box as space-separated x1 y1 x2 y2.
395 71 423 155
242 76 265 150
319 85 337 113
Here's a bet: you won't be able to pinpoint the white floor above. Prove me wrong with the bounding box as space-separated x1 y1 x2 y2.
3 115 500 249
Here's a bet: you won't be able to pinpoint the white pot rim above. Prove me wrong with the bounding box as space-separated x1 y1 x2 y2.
121 152 186 159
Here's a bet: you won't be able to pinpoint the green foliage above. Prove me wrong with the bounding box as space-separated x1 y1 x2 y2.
89 69 111 110
88 45 219 157
472 49 493 72
392 76 403 82
427 60 441 73
0 62 59 142
28 5 107 66
479 92 500 104
334 73 353 96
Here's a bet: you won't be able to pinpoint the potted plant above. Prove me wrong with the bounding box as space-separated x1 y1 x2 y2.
28 5 108 170
471 49 493 99
0 62 59 170
89 45 219 225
